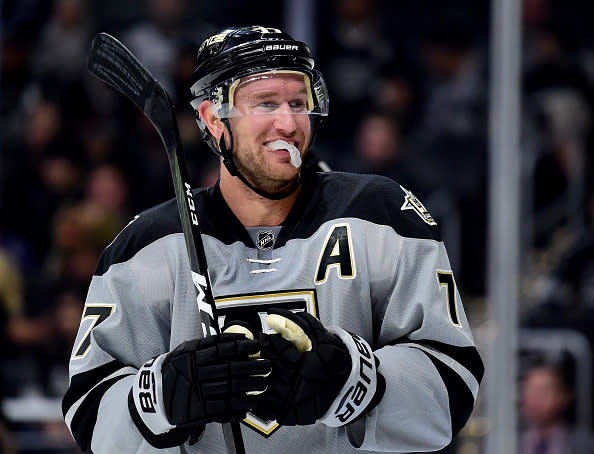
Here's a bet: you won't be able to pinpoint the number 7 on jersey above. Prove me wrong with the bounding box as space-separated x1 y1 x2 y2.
436 271 461 327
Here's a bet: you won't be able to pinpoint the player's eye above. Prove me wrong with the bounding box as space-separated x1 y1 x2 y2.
249 97 308 115
289 100 307 113
253 101 279 111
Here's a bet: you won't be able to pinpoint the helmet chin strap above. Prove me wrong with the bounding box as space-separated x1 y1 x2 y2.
218 119 301 200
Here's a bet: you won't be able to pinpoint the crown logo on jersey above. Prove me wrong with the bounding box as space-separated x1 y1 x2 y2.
215 289 319 437
256 230 275 250
400 185 437 226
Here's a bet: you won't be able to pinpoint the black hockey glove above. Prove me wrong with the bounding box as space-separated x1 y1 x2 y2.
129 331 270 448
254 309 385 427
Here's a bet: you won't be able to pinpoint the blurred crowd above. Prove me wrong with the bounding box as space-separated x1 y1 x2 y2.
1 0 594 452
518 354 594 454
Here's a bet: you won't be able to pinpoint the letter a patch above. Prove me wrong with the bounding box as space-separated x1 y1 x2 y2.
315 223 356 284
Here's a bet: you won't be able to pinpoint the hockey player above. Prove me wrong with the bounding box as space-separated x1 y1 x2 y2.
62 26 484 453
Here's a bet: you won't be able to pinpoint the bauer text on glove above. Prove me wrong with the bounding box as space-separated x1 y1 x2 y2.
254 309 385 427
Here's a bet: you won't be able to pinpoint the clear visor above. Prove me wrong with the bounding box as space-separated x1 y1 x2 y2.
192 70 329 120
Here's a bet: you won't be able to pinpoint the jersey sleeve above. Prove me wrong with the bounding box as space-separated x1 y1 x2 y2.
347 182 484 452
61 214 186 453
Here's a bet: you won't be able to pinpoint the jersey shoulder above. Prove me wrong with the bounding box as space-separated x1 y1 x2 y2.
94 196 186 275
318 171 441 241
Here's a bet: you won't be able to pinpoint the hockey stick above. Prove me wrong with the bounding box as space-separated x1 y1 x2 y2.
87 32 246 454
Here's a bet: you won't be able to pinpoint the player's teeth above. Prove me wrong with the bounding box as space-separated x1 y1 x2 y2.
267 140 302 168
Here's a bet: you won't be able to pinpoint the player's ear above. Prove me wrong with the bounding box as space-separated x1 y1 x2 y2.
199 100 224 140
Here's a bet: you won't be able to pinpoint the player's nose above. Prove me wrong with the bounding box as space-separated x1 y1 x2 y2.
272 103 298 133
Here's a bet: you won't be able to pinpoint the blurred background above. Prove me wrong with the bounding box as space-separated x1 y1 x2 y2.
1 0 593 453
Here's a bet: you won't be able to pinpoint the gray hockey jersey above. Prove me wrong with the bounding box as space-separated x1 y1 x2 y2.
62 171 483 453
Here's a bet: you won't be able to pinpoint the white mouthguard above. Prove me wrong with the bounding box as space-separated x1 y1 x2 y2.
268 140 302 168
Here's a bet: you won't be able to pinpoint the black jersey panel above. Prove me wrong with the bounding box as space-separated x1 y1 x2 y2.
425 354 476 437
95 171 441 275
275 172 442 248
94 183 255 275
416 340 485 385
62 360 129 415
69 374 132 452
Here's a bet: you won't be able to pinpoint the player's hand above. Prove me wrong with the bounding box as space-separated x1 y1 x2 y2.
254 309 385 427
129 332 270 447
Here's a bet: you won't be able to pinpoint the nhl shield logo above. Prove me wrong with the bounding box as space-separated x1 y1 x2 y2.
256 230 275 250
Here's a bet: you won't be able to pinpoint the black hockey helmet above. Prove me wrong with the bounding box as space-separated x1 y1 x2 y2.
189 25 329 157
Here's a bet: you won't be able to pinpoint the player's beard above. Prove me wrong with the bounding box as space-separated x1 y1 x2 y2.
233 142 304 197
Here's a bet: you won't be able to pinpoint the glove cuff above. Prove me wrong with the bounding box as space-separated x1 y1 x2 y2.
130 353 176 435
318 328 378 427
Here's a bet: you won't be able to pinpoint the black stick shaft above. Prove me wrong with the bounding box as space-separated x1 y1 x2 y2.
88 32 245 454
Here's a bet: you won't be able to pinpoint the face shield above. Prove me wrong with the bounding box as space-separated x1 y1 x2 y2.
190 69 329 121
